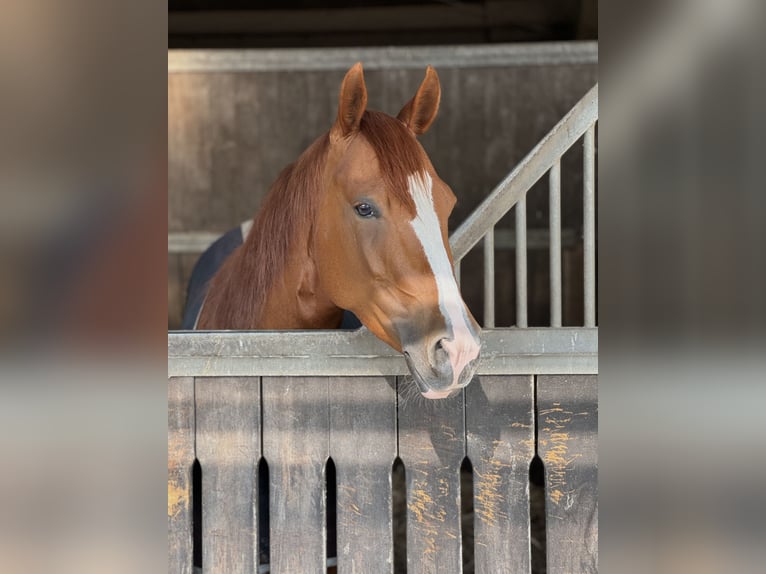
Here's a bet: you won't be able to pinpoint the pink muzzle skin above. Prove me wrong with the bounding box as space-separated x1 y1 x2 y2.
441 336 481 389
422 388 455 400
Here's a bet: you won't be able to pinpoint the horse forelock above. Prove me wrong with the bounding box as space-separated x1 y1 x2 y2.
358 110 427 217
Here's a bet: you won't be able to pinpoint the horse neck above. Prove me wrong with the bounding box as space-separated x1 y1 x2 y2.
198 133 342 331
256 217 344 330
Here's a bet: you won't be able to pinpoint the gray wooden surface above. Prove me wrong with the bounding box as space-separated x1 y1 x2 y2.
466 375 535 574
262 376 330 574
168 373 599 573
168 377 195 574
398 377 466 574
195 377 261 573
538 375 598 574
168 65 597 234
330 376 398 573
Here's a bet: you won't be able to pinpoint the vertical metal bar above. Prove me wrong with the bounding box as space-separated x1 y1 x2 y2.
454 258 461 289
483 228 495 328
583 124 596 327
549 160 562 327
515 198 528 328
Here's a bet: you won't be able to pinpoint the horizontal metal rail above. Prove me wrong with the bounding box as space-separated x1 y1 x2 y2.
168 228 580 255
168 231 221 254
168 41 597 73
168 327 597 378
450 84 598 261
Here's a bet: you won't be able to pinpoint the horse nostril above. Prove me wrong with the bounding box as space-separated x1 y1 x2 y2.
433 338 450 363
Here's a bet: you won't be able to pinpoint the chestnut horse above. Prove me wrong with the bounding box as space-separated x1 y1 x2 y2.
194 63 481 398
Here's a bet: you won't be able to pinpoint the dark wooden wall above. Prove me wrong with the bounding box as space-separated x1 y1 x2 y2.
168 49 597 328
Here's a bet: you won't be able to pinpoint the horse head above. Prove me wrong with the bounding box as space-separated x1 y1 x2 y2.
314 63 482 399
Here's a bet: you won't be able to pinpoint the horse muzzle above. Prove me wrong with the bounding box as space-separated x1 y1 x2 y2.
402 330 481 399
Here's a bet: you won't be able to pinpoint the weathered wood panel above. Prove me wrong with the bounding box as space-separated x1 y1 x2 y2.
168 65 597 234
195 377 261 573
167 371 599 574
538 375 598 574
329 376 398 573
466 375 535 573
168 377 195 574
398 377 466 573
262 376 330 573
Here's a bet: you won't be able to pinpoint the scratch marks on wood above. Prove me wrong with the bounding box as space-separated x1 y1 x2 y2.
168 377 195 573
538 375 598 574
466 375 535 573
168 470 189 519
399 377 464 573
540 402 580 506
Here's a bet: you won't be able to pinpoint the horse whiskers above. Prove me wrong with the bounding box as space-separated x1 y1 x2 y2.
397 375 462 410
396 376 423 409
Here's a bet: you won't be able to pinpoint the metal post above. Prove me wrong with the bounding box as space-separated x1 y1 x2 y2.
454 258 461 288
583 124 596 327
549 161 562 327
516 198 528 328
483 228 495 328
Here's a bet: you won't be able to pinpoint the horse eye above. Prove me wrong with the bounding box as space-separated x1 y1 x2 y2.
354 203 375 218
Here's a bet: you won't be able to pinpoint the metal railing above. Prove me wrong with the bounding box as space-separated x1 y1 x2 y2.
168 41 597 73
450 84 598 328
168 327 597 378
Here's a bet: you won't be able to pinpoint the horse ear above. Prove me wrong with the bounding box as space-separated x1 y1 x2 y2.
332 62 368 139
397 66 441 135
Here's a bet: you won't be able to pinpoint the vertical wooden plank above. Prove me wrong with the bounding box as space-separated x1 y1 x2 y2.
330 376 398 574
168 377 195 574
398 377 466 574
263 376 330 574
196 377 261 573
466 375 535 574
538 375 598 574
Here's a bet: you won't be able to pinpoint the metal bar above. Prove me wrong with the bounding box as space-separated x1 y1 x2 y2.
168 42 598 73
450 84 598 260
549 160 562 327
516 198 528 328
454 258 461 289
168 231 222 254
168 228 581 255
584 124 596 327
167 328 598 378
484 229 495 328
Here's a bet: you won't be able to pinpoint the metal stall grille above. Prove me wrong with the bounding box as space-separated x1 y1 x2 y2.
169 76 598 574
450 85 598 329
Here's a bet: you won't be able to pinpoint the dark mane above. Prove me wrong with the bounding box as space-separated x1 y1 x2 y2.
197 110 427 329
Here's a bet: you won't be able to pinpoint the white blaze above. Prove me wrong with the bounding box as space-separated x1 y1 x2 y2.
408 172 480 387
